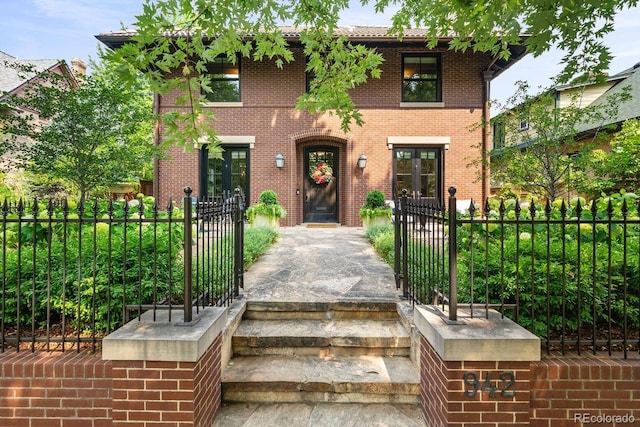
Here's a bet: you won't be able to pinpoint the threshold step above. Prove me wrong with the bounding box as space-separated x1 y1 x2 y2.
213 402 427 427
222 355 420 404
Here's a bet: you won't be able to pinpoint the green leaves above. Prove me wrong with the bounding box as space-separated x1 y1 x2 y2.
384 0 635 84
103 0 634 149
2 58 155 198
490 81 631 201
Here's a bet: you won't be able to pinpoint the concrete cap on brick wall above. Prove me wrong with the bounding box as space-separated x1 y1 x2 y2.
414 305 540 362
102 307 227 362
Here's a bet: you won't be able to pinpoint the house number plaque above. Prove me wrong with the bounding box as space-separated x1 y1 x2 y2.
462 371 516 398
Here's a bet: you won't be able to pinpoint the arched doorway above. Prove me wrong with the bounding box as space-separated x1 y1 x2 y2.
303 146 338 223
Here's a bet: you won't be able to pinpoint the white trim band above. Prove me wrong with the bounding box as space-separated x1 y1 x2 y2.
387 136 450 150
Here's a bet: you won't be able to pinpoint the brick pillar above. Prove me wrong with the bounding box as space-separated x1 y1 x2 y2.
415 306 540 427
103 308 226 427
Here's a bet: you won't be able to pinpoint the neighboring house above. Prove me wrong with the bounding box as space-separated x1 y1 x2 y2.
493 61 640 151
0 51 83 174
570 61 640 141
97 27 526 226
490 61 640 197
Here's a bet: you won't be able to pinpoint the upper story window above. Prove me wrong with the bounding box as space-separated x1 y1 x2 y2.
202 56 240 103
518 119 529 131
402 55 441 102
492 122 505 149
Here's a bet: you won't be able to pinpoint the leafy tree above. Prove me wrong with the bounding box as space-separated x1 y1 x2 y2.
105 0 636 152
387 0 635 84
489 81 630 201
1 60 154 200
587 119 640 193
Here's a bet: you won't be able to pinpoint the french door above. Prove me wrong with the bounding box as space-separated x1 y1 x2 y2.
393 147 443 203
200 146 249 201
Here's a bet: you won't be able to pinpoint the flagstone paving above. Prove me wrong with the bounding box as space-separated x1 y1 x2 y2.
215 225 426 427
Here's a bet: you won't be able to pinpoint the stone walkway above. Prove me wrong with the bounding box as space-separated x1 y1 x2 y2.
241 225 401 302
214 225 426 427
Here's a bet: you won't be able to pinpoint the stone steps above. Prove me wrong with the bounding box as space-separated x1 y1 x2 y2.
232 318 411 357
220 301 424 424
242 301 400 321
213 402 427 427
222 354 419 403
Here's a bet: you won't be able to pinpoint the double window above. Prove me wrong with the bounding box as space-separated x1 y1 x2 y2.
402 55 441 103
201 56 240 103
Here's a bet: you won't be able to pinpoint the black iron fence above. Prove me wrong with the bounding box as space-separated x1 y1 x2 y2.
395 187 640 358
0 186 244 352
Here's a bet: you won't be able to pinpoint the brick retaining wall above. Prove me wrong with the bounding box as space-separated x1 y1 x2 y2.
111 334 222 427
0 350 112 427
420 335 640 427
530 356 640 427
420 335 532 427
0 333 223 427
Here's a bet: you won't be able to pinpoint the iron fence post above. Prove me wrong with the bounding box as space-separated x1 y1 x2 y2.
448 187 458 321
233 188 244 297
394 195 401 290
183 187 193 323
401 189 409 299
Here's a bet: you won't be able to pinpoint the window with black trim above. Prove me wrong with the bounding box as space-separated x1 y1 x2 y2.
202 56 240 102
518 119 529 131
402 55 441 102
493 122 505 149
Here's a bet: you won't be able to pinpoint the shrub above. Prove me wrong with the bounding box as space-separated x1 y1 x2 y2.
244 226 279 268
456 191 640 338
1 198 184 335
259 189 279 205
360 190 391 220
365 224 395 265
364 190 386 209
246 190 287 225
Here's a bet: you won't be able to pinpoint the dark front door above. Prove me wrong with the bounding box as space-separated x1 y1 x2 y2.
304 147 338 223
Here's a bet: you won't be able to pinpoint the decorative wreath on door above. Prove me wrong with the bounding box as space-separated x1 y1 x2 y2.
309 162 333 185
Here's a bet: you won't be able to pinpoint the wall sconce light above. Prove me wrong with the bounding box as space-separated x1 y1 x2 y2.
275 153 285 169
358 154 367 169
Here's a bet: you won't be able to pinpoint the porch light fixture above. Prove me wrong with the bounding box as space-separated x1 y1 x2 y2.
357 154 367 169
275 153 285 168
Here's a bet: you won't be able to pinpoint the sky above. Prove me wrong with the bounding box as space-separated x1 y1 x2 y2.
2 0 640 110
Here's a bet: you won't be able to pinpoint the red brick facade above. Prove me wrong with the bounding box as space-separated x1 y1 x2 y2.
155 45 495 226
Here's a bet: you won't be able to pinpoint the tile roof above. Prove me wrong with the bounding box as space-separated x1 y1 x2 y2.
95 25 458 48
96 25 528 80
0 51 61 95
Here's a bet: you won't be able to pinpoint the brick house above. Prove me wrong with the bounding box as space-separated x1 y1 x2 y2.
98 27 526 226
0 51 87 193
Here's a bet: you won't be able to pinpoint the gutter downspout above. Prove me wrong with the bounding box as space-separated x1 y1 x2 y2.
482 70 493 203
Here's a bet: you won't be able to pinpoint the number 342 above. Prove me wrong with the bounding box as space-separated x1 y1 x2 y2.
463 371 516 398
